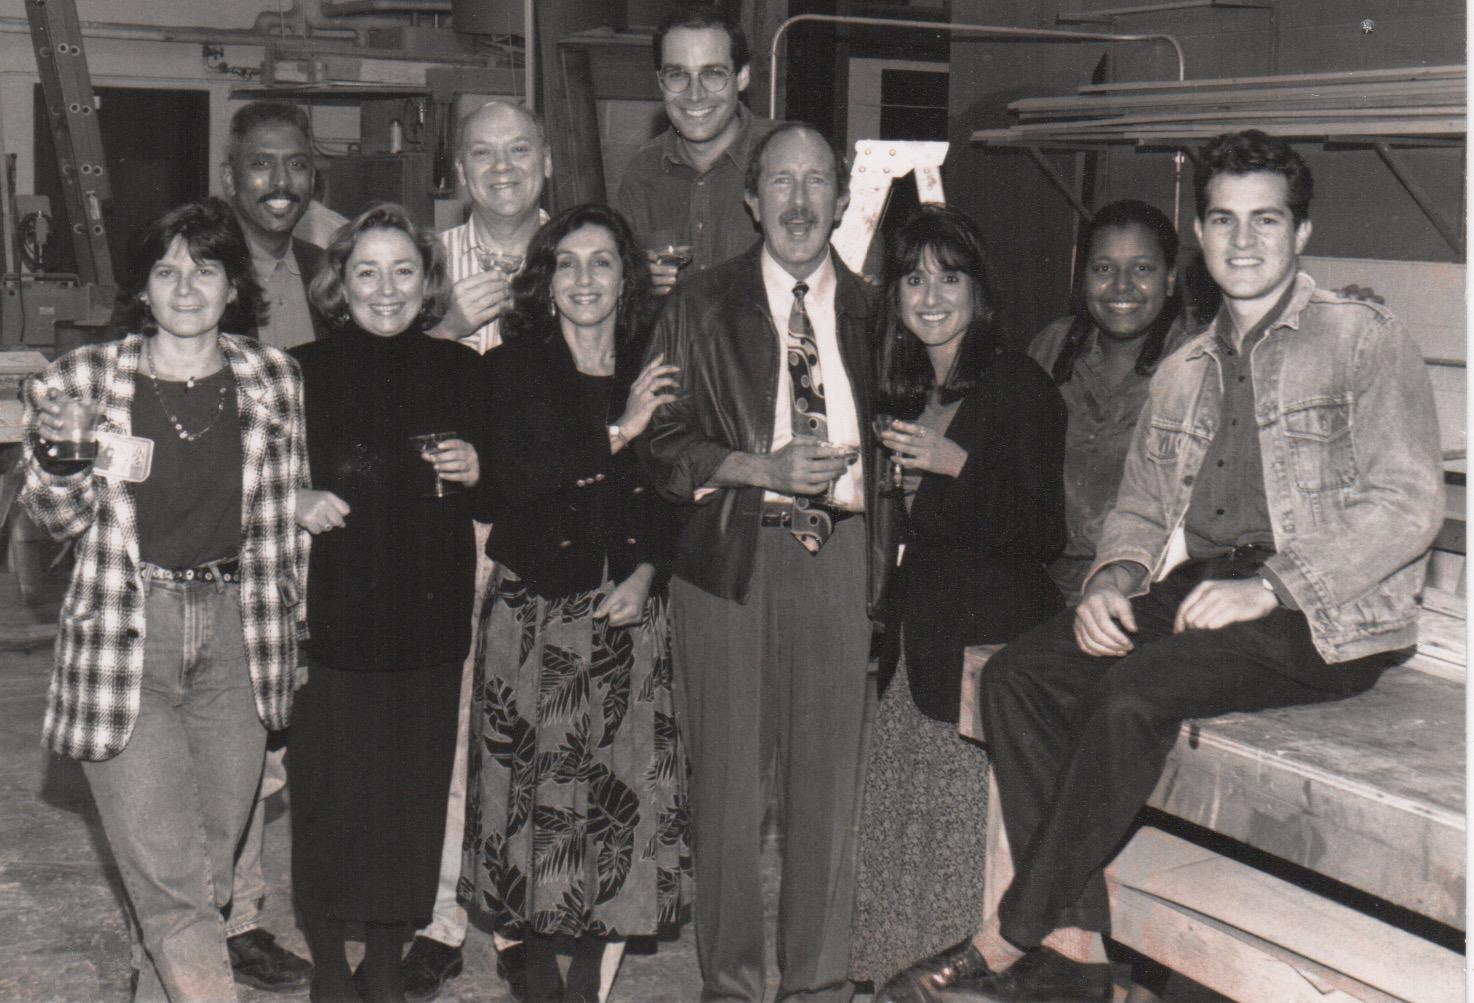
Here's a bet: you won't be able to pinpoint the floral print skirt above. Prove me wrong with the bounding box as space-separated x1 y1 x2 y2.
459 569 690 938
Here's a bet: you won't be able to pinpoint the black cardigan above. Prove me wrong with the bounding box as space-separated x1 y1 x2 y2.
877 351 1067 723
293 324 491 671
483 331 675 599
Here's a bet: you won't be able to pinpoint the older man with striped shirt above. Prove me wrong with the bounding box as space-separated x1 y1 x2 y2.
407 100 549 1001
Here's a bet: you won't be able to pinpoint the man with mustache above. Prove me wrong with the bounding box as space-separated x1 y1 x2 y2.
640 123 894 1002
214 100 324 993
944 130 1444 1003
221 101 328 351
615 9 778 295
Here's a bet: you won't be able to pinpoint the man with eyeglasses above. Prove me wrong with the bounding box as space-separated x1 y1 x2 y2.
615 9 779 294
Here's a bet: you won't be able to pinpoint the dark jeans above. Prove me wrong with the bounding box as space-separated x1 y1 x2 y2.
980 560 1401 949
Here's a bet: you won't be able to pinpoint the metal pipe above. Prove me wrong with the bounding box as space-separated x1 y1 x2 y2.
0 15 356 44
767 14 1188 223
524 0 535 107
322 0 452 14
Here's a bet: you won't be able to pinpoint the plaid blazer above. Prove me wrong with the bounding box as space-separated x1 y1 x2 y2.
22 334 310 761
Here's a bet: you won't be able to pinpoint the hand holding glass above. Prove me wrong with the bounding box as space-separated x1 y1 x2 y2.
473 248 524 275
871 414 906 496
409 432 464 498
42 395 102 463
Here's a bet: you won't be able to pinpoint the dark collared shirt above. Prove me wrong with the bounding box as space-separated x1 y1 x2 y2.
1182 283 1298 558
614 105 780 273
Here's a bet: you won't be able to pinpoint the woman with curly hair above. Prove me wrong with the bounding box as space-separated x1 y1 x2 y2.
460 204 689 1003
22 197 307 1002
287 203 488 1003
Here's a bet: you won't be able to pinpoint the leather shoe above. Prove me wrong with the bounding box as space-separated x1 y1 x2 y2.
227 928 313 991
949 947 1112 1002
876 937 992 1002
496 943 530 1003
399 937 464 1001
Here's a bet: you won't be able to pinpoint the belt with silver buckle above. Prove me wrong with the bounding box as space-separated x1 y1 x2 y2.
140 557 241 583
760 501 856 527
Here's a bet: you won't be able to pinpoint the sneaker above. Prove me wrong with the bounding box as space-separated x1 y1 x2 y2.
399 937 464 1002
226 928 313 992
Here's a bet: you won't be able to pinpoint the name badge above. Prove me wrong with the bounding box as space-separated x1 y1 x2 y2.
95 431 154 483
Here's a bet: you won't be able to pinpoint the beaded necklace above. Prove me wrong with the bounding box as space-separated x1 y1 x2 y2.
144 343 229 442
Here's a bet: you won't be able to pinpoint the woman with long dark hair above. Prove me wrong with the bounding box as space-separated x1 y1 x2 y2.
22 197 307 1002
460 204 689 1003
851 204 1066 1002
288 203 487 1003
1029 198 1192 601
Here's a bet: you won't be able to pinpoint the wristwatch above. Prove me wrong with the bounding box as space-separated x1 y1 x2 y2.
1260 575 1283 606
608 424 627 446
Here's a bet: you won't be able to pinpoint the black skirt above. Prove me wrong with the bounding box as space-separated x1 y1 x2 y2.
289 658 461 923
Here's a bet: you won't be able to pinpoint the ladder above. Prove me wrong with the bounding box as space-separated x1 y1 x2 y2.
25 0 114 288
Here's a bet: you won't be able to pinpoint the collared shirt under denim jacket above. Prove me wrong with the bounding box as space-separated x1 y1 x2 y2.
1087 273 1444 664
21 333 310 761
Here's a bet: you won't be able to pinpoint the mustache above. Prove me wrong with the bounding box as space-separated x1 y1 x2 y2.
779 208 815 225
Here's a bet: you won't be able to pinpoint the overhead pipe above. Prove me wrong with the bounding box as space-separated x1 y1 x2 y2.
767 14 1189 222
254 0 406 46
322 0 452 13
0 14 355 45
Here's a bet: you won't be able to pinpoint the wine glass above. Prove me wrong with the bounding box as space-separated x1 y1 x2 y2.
473 247 524 276
408 431 463 498
871 414 906 496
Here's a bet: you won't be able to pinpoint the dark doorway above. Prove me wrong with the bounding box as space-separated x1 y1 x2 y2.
33 86 210 277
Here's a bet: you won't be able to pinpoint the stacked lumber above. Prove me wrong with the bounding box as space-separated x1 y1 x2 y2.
972 64 1466 145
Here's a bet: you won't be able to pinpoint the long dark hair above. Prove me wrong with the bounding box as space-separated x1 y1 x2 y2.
876 204 998 414
309 202 450 331
1050 199 1182 386
116 197 264 336
505 203 655 381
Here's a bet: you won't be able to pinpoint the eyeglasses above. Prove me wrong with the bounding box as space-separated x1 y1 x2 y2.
657 66 733 94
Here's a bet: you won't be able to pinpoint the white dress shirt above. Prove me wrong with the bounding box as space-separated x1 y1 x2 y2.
438 209 549 356
759 247 865 512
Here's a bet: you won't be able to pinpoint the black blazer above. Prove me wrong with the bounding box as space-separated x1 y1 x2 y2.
639 245 902 617
484 331 675 599
878 351 1067 723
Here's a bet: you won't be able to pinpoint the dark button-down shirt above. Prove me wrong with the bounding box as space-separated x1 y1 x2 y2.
614 105 780 274
1183 285 1297 559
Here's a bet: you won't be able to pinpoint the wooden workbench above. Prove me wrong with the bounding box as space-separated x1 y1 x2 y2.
961 598 1466 1003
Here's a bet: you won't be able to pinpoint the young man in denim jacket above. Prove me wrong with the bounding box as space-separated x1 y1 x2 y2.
935 130 1444 1003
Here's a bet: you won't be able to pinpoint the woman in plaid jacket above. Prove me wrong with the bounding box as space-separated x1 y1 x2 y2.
21 198 308 1003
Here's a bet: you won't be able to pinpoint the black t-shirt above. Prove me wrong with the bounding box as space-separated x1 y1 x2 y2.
132 365 243 568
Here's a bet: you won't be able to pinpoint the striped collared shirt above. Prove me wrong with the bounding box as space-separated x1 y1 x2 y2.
438 209 549 356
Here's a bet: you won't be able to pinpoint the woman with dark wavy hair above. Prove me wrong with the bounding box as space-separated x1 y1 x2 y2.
852 204 1066 1003
287 203 488 1003
22 197 305 1002
460 204 689 1003
1028 198 1192 601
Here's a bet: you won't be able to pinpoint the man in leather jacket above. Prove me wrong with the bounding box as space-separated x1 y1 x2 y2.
951 131 1444 1003
640 123 896 1003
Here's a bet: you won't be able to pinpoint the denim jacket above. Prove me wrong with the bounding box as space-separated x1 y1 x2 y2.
1088 273 1444 664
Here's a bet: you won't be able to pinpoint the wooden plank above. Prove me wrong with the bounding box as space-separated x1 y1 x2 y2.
1014 79 1465 115
1010 107 1468 133
1108 828 1465 1003
1077 64 1465 95
1148 670 1465 927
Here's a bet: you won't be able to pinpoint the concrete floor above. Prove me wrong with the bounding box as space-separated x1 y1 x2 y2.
0 565 1224 1003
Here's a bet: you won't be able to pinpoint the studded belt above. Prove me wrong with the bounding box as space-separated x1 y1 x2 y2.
140 557 241 584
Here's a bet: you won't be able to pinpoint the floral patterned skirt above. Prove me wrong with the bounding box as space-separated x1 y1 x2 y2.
459 569 690 938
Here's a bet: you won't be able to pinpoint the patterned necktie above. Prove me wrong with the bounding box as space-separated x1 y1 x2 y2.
786 281 832 554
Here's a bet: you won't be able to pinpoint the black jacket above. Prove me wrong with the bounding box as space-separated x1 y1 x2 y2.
483 331 675 599
877 352 1067 723
638 244 900 617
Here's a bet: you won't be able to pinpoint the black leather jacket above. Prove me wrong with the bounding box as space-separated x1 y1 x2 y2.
638 244 900 617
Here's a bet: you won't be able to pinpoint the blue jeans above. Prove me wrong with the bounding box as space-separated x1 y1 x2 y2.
82 574 267 1003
